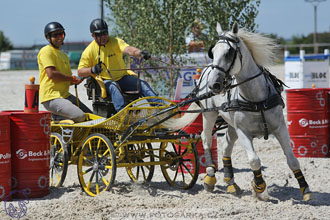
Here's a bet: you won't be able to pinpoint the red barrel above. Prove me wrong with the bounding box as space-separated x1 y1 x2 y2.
0 112 11 201
9 111 51 198
286 88 330 158
174 100 218 173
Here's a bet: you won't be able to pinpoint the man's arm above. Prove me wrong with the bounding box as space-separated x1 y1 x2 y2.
124 46 151 60
46 66 81 84
78 67 92 78
45 66 73 82
123 46 142 57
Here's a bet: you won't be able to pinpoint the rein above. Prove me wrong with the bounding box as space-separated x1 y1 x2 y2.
105 56 206 72
226 70 263 90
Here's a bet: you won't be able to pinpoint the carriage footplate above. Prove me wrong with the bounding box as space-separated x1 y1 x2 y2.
52 119 75 125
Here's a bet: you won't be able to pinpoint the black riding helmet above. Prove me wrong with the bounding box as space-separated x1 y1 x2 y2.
90 18 108 33
44 22 65 39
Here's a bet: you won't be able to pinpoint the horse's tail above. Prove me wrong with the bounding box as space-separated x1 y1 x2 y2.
162 102 201 130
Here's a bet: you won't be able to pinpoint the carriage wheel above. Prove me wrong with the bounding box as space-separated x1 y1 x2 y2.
50 132 69 187
125 143 155 183
77 133 116 197
160 141 199 189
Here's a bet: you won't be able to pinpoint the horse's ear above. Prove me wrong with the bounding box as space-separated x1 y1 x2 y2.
216 22 223 35
232 22 239 34
208 44 214 59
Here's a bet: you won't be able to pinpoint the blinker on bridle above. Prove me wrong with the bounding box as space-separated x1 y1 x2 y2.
209 35 265 91
208 35 243 90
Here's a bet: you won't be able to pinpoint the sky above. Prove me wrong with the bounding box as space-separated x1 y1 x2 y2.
1 0 330 47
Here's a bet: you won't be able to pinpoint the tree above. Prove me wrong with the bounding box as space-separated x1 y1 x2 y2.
285 32 330 54
0 31 13 52
105 0 260 97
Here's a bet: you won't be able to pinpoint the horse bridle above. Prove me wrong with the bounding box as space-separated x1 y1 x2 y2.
209 34 264 91
209 35 242 84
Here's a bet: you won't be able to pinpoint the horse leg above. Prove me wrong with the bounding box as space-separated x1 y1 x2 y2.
222 125 242 195
236 128 267 199
201 111 218 192
273 125 312 201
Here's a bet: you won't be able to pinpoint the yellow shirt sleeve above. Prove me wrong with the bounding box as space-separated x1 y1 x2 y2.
78 38 130 81
38 45 72 103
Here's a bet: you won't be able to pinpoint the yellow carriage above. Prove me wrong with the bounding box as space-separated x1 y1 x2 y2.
50 96 200 196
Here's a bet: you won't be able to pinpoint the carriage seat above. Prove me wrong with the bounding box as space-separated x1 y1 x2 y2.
84 76 141 118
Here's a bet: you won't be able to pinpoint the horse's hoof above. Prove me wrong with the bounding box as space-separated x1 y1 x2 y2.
301 187 313 201
251 180 266 193
204 183 215 192
303 192 312 201
253 190 269 201
204 175 216 192
227 183 242 195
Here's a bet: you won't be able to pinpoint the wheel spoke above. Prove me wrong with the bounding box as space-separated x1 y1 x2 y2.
87 171 96 190
141 166 147 180
173 167 178 182
83 156 94 165
182 162 194 177
102 148 109 157
179 165 186 186
96 139 101 161
171 143 178 155
102 177 109 185
181 147 188 156
82 167 93 175
95 170 100 194
88 142 95 161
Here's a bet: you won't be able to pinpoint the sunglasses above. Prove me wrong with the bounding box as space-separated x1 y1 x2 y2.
95 31 108 37
52 32 65 38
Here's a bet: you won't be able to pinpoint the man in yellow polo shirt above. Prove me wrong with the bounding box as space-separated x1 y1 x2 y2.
38 22 92 122
78 18 161 112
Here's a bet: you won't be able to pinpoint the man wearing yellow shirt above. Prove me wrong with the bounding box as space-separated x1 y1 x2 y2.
38 22 92 122
78 18 160 112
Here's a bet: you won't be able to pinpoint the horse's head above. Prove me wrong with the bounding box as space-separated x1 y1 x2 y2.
208 22 242 94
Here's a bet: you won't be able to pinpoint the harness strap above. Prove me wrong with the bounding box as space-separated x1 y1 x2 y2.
221 94 284 112
260 110 269 140
221 94 283 140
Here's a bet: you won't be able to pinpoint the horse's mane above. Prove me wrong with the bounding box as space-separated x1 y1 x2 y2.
236 29 278 67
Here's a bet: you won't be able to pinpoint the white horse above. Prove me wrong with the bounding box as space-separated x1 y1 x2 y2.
164 22 312 201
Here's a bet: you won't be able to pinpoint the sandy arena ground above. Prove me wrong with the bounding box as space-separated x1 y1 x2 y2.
0 66 330 220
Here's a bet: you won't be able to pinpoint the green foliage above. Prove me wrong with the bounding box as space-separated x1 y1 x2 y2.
284 32 330 54
0 31 13 52
105 0 260 97
264 33 286 45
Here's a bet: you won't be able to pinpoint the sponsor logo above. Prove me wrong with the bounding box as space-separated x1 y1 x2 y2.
16 149 27 160
289 72 299 79
0 153 11 160
298 118 308 127
15 149 50 160
311 72 327 79
298 118 328 128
